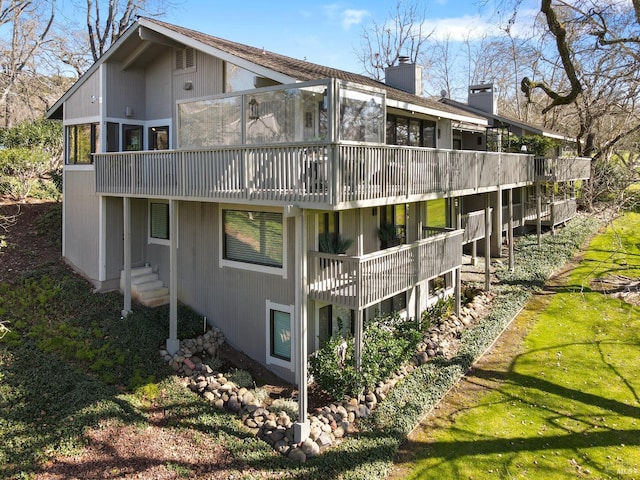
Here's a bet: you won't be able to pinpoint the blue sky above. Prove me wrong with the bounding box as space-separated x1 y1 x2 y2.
164 0 540 75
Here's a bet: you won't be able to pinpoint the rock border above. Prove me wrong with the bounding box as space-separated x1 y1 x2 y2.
160 291 494 463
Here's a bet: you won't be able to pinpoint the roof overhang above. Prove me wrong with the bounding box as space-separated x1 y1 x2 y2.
387 98 488 126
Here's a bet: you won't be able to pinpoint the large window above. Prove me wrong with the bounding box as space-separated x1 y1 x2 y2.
223 209 283 268
66 123 99 164
387 115 436 148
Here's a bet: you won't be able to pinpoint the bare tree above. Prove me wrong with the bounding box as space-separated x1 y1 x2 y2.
521 0 640 160
0 0 56 127
82 0 171 63
356 0 434 81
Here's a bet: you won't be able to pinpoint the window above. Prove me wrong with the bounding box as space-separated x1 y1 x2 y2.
149 202 169 244
318 304 355 347
339 88 384 143
386 115 436 148
379 291 407 315
271 309 291 360
106 122 119 152
66 123 99 164
266 301 294 370
318 211 340 252
123 125 142 151
149 126 169 150
223 209 283 268
380 204 406 248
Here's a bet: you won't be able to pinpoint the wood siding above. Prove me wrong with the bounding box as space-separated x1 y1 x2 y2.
63 169 101 282
65 69 100 120
105 62 145 120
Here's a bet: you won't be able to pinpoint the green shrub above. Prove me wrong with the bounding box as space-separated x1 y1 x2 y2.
309 313 422 399
226 368 253 388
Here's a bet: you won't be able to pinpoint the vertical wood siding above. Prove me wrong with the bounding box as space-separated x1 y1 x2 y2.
65 70 100 120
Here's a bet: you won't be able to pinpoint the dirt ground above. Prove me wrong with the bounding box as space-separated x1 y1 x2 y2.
0 200 333 479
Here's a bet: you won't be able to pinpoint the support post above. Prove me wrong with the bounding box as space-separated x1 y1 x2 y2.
536 181 542 246
455 267 461 317
484 193 491 291
293 209 310 444
122 197 132 317
166 199 179 355
508 188 514 272
354 310 364 371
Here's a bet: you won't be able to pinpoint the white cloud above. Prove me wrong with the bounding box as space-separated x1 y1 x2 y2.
341 8 369 29
424 9 538 42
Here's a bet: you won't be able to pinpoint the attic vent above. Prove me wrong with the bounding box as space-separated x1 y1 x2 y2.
175 47 196 71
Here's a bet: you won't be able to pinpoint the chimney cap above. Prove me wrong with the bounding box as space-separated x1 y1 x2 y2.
398 55 410 64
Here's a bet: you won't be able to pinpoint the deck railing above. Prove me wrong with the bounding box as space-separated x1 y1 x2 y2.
94 145 591 207
551 198 577 225
461 210 490 244
535 156 591 182
308 228 463 309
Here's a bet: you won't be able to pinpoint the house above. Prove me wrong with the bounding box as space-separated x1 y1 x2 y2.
441 83 589 256
46 17 590 441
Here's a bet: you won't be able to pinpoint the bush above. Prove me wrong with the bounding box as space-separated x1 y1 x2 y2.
0 148 52 200
309 313 422 399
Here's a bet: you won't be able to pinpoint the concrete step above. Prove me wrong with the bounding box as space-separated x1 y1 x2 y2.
141 294 170 308
137 287 169 300
131 266 153 277
131 273 160 285
120 266 170 308
133 279 164 292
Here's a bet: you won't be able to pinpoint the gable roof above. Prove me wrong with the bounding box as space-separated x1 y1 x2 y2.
47 17 487 126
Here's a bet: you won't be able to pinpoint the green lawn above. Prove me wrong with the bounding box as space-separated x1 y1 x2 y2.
0 204 628 479
395 212 640 479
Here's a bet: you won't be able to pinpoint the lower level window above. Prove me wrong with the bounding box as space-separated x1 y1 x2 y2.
270 309 291 361
223 209 283 267
266 301 294 370
149 201 169 244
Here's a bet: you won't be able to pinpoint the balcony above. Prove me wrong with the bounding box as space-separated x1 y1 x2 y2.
523 198 578 227
535 157 591 182
308 228 463 309
96 145 587 208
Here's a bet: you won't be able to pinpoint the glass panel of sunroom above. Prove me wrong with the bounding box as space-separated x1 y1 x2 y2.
338 88 384 143
178 96 242 147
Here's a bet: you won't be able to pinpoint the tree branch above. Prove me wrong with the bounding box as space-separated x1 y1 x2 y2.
521 0 583 113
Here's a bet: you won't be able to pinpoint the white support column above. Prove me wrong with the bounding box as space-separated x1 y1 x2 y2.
293 208 310 444
508 188 514 272
166 199 179 355
354 309 364 370
536 181 542 246
121 197 132 318
491 188 503 257
484 193 491 291
455 267 461 317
